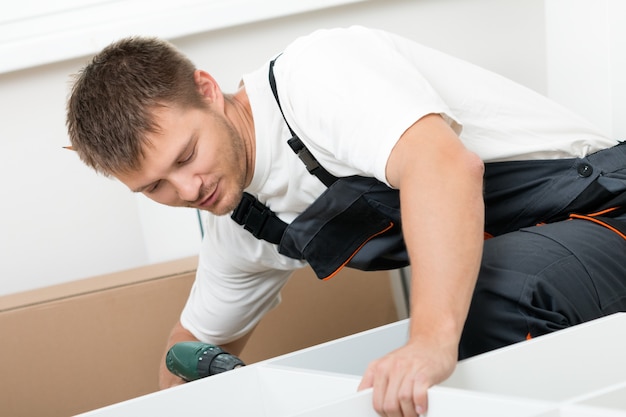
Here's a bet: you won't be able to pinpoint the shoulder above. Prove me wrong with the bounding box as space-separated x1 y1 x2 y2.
278 26 397 74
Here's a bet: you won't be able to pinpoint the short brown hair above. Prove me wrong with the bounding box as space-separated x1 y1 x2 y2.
66 37 206 175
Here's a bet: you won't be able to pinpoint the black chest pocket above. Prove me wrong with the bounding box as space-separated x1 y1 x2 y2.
278 176 408 279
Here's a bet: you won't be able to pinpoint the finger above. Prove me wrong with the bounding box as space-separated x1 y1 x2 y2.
371 367 390 416
358 365 375 391
413 374 430 416
398 376 421 417
392 374 419 417
375 365 422 417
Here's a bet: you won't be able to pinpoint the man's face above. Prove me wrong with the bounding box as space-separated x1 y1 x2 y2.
116 104 248 216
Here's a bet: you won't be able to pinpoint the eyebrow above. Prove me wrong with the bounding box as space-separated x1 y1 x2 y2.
130 135 195 193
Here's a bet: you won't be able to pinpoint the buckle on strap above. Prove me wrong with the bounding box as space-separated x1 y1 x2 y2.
231 192 286 244
287 137 338 188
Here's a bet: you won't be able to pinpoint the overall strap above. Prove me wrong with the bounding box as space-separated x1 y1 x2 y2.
231 192 286 244
231 57 336 243
268 58 338 188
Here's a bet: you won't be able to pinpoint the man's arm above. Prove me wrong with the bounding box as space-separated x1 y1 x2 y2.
359 113 485 417
158 320 255 389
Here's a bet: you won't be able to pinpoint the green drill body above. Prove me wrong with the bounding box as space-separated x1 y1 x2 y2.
166 341 245 381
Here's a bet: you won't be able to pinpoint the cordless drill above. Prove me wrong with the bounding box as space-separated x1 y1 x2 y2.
165 341 245 381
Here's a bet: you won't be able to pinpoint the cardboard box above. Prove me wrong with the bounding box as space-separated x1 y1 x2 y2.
0 257 399 417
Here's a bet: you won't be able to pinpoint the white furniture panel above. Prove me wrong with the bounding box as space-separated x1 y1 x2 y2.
443 314 626 402
76 313 626 416
76 365 361 417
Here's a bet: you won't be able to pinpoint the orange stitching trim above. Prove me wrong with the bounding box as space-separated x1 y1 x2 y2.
584 206 621 217
570 213 626 240
321 222 395 281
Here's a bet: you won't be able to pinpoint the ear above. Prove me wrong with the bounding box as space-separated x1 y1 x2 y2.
193 70 224 107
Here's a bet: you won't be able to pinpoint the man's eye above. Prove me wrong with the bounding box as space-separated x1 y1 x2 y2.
147 181 161 193
178 149 195 165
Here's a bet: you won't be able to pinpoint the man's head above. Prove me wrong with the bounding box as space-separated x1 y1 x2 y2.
66 36 206 176
66 37 252 215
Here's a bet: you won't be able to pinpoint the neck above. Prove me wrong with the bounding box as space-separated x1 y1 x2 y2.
224 86 256 187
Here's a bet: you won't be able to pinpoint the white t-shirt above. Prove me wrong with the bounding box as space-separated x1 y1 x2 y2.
181 26 616 345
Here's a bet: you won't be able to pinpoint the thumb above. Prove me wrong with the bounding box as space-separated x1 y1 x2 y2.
357 366 375 391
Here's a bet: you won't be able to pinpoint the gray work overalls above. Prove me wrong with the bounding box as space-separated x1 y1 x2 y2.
232 59 626 359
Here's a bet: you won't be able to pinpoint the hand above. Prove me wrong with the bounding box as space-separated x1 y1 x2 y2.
357 339 458 417
158 367 187 390
158 321 197 390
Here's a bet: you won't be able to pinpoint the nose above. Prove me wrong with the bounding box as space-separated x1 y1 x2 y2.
170 172 201 203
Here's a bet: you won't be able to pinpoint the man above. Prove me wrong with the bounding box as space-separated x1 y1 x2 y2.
66 26 626 417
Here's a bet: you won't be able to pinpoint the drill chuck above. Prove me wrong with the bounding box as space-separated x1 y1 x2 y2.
166 341 245 381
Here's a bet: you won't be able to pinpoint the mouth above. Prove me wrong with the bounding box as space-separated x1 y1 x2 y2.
196 184 218 209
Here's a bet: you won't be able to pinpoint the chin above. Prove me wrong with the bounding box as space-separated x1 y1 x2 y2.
213 191 244 216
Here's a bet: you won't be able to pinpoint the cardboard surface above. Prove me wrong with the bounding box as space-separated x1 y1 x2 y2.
0 258 197 417
241 266 399 364
0 257 398 417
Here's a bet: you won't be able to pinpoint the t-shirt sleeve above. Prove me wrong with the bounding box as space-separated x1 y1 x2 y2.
274 26 462 185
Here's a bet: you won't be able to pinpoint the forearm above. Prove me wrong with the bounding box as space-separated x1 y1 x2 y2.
402 156 484 348
390 113 485 349
358 113 486 415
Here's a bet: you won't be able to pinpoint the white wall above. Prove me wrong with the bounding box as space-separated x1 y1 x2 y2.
0 0 549 296
545 0 626 139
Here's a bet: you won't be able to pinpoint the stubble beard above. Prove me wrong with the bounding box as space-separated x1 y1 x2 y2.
201 112 248 216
